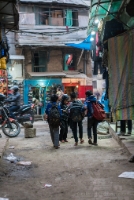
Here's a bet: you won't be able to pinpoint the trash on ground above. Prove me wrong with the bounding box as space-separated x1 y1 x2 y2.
9 146 15 149
6 153 17 162
17 161 32 166
0 198 9 200
128 155 134 163
44 184 52 188
118 172 134 179
97 121 109 135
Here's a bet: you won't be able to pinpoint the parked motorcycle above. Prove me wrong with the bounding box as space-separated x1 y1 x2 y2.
13 103 35 126
0 94 20 138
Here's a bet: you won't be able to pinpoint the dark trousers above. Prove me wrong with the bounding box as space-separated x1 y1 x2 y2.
72 121 83 143
59 120 68 141
9 106 20 119
121 120 132 133
87 117 98 143
49 125 59 147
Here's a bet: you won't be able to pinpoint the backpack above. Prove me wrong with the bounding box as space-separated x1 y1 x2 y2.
48 104 60 128
92 102 106 121
70 101 83 122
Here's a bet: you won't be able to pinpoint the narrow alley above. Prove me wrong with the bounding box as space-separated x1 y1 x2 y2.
0 121 134 200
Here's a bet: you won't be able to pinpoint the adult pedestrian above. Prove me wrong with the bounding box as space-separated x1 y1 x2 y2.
59 94 69 143
68 92 84 146
5 86 21 119
120 120 132 135
84 90 101 146
45 94 61 149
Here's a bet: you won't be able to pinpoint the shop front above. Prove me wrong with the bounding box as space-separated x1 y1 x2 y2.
23 78 62 115
24 72 93 115
62 73 93 102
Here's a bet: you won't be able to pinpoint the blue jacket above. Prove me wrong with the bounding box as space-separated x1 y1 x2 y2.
45 102 61 116
84 95 100 117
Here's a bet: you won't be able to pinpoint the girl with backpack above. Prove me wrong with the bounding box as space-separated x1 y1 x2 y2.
59 94 69 143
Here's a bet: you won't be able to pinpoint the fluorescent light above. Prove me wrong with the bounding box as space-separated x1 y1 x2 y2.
90 37 94 41
91 31 96 35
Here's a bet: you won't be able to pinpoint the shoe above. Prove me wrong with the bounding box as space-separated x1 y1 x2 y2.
61 140 65 143
0 134 2 138
74 142 78 146
92 143 98 146
88 139 93 145
80 139 84 144
118 132 125 136
65 140 68 142
54 146 60 149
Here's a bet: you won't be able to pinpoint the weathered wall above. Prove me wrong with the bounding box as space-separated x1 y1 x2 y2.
22 47 92 79
47 50 62 72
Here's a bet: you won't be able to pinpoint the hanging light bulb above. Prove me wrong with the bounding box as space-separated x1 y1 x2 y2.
95 19 99 24
91 31 96 35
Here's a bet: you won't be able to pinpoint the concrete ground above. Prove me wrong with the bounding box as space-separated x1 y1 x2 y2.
0 121 134 200
110 123 134 156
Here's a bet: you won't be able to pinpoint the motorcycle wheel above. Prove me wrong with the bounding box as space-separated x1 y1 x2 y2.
2 121 21 138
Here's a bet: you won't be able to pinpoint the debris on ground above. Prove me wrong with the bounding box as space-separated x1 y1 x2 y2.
9 146 15 149
6 153 17 163
44 184 52 188
118 172 134 179
16 161 32 166
97 121 109 135
128 155 134 163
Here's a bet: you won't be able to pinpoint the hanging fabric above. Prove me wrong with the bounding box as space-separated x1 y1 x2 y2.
66 10 73 27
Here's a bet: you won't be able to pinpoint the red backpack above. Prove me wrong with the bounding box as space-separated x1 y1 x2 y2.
92 102 106 121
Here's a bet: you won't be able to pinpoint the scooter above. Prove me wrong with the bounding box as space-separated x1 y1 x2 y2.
0 94 20 138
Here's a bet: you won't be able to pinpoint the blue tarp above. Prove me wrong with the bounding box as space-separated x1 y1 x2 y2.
66 35 92 50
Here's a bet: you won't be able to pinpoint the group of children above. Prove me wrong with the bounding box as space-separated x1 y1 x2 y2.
45 90 100 149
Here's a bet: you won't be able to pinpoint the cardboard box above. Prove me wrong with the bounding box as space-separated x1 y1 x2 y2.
51 17 63 26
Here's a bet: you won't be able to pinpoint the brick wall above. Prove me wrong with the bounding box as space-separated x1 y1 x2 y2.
47 50 62 72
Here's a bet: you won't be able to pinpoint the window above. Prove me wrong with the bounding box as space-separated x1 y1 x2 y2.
63 54 76 71
33 51 47 72
34 7 78 26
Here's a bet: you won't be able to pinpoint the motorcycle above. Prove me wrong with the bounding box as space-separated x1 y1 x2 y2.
12 103 35 126
0 94 20 138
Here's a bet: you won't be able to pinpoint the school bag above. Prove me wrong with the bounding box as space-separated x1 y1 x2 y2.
92 102 106 121
70 100 83 122
48 103 60 128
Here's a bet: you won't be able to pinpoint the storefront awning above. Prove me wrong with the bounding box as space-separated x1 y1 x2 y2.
66 35 91 50
9 55 25 60
0 0 19 30
87 0 125 34
28 71 88 79
28 72 66 77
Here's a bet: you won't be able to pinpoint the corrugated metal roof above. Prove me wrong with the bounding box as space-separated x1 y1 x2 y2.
28 71 87 78
20 0 89 7
28 72 66 77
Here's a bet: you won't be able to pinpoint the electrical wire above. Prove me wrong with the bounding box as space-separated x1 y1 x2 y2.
8 26 87 36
